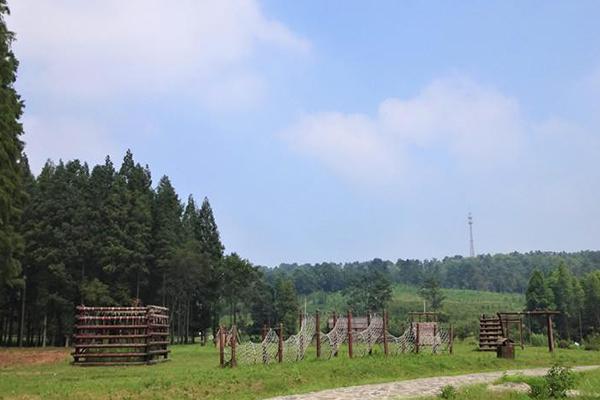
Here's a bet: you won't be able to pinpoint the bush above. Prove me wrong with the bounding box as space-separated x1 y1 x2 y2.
557 339 570 349
584 333 600 351
545 364 575 399
530 333 547 347
438 385 457 400
529 380 550 399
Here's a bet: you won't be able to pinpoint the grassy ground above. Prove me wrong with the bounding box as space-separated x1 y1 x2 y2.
418 368 600 400
1 343 600 400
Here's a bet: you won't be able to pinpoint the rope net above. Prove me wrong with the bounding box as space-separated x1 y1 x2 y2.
220 314 452 366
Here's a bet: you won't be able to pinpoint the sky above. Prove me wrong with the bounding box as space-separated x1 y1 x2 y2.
8 0 600 266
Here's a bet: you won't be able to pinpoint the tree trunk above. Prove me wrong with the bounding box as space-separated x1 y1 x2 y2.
42 313 47 348
18 278 26 347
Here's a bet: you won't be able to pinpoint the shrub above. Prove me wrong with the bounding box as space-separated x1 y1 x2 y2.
439 385 457 400
584 333 600 351
545 364 575 399
557 339 570 349
530 333 547 347
529 380 550 399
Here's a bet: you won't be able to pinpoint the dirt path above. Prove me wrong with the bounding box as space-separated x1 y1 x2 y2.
268 365 599 400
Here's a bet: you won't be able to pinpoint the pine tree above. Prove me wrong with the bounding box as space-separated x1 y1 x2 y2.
117 150 153 300
196 198 224 261
526 270 553 310
152 176 182 305
0 0 25 295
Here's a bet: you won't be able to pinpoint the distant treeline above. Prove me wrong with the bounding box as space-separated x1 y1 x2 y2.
263 251 600 295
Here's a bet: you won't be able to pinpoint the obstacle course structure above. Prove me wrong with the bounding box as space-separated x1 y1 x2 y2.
72 305 170 366
478 310 560 353
218 310 453 367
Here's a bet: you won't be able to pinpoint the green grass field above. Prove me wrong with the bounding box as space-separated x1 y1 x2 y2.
2 343 600 400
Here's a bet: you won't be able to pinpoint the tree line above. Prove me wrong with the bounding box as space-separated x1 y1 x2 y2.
526 262 600 342
266 251 600 296
0 150 309 346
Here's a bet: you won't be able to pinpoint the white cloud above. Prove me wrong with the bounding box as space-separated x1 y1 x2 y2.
22 115 117 173
9 0 309 105
284 78 525 184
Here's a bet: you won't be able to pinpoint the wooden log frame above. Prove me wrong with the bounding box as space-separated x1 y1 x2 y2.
72 305 170 366
497 310 560 353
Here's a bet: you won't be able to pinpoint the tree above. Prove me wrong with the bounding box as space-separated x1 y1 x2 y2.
582 271 600 334
151 176 182 305
196 197 224 261
116 150 153 299
548 262 584 340
274 278 299 334
526 270 554 310
419 275 445 311
0 0 25 295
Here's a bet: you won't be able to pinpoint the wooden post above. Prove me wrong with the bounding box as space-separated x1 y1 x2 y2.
316 310 321 359
299 311 303 332
278 323 283 363
347 310 353 359
383 310 389 356
547 314 554 353
332 311 337 329
415 323 420 354
219 326 225 368
519 318 524 350
261 324 267 341
333 311 338 357
449 324 454 355
230 325 237 368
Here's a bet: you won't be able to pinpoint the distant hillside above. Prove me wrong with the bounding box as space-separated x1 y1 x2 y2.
264 250 600 294
303 284 525 338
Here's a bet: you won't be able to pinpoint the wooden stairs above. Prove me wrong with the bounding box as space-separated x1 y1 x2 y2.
479 314 503 351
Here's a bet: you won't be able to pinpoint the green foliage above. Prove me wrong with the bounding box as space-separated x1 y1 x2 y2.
544 364 575 399
419 274 446 311
274 278 299 334
0 0 25 292
529 380 550 399
583 333 600 351
530 333 548 347
439 385 457 399
526 270 553 310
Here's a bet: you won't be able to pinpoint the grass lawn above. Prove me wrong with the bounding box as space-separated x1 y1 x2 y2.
1 343 600 400
418 367 600 400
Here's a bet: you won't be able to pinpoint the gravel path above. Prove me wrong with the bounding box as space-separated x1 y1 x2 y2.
268 365 599 400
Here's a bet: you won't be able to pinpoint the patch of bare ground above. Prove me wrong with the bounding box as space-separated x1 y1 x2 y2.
0 348 69 368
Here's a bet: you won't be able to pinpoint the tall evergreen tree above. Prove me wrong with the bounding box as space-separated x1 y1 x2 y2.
196 197 224 260
117 150 153 300
0 0 25 295
526 270 553 310
152 176 182 305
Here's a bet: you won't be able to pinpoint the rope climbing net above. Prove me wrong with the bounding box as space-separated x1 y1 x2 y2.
219 312 453 367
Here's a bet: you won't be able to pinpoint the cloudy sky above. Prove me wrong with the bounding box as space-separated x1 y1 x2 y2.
9 0 600 265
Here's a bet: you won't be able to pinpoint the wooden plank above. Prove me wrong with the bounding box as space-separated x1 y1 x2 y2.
75 343 148 349
72 352 148 358
76 325 148 329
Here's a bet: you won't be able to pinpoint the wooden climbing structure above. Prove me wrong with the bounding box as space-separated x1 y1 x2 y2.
72 305 170 366
479 314 503 351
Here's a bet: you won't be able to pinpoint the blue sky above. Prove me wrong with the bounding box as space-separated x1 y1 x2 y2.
9 1 600 266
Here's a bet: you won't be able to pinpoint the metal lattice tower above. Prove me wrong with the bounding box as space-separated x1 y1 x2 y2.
468 212 475 257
